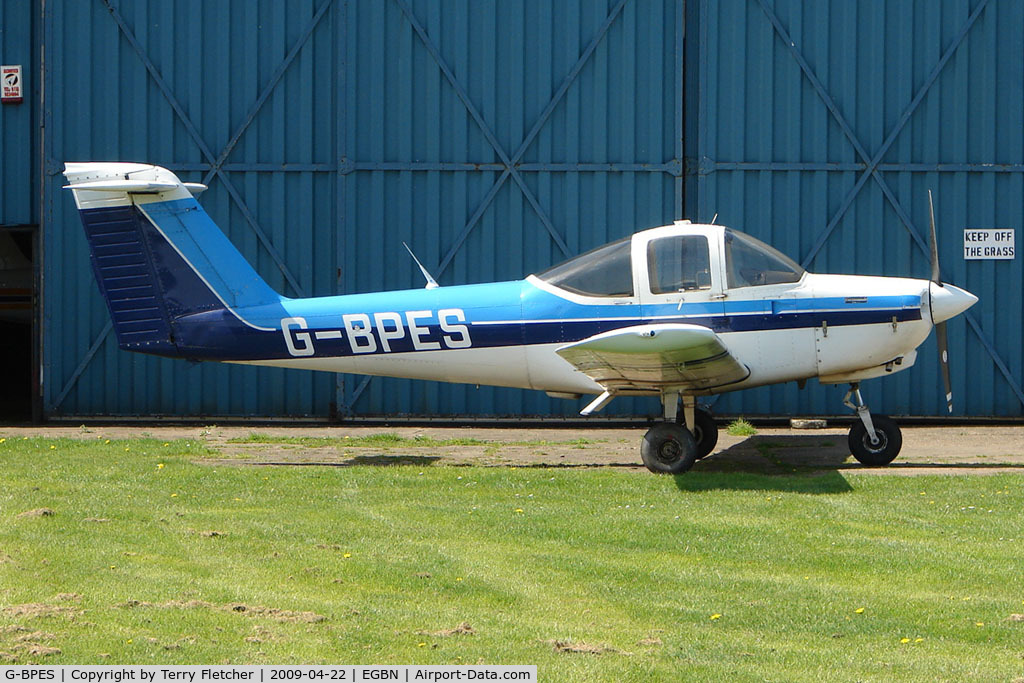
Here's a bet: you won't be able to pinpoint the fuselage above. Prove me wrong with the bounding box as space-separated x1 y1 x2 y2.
64 163 979 470
215 227 943 398
62 162 976 404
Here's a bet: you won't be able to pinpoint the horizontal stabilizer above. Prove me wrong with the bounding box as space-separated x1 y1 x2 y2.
64 179 208 195
64 179 178 194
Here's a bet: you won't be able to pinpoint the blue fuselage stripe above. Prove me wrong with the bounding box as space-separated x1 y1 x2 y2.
173 291 922 361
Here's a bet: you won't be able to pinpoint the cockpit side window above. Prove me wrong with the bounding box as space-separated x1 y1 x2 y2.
724 229 804 288
647 235 711 294
536 237 634 297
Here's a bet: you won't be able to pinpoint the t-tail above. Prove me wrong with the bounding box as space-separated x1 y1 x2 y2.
63 163 286 359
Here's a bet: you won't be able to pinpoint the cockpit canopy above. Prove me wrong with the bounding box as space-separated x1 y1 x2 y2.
536 237 635 297
723 229 804 288
535 224 804 298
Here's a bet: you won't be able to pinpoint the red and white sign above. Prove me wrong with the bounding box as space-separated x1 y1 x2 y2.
2 65 23 104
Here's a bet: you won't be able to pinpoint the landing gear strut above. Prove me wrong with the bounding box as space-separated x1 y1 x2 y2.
844 383 902 466
641 394 717 474
675 405 719 459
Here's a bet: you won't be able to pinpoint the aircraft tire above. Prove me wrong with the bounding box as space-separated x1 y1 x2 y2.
641 423 698 474
848 415 902 466
677 407 719 459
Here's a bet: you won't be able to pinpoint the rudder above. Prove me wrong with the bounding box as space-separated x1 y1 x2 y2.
64 163 283 356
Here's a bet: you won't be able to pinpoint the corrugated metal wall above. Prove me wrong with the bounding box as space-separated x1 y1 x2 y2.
0 0 37 226
687 0 1024 417
34 0 1024 419
41 0 682 417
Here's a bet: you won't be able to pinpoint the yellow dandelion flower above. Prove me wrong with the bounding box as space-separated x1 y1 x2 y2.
157 463 165 469
127 639 132 644
163 442 169 447
975 622 984 627
105 439 110 444
50 445 56 450
900 638 910 644
0 438 5 443
171 493 178 498
514 508 524 513
710 614 721 620
417 643 426 647
456 577 463 582
914 638 923 643
343 553 352 558
854 608 865 614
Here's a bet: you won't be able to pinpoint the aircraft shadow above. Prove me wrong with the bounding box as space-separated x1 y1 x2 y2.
676 431 1024 493
343 454 443 467
676 434 855 494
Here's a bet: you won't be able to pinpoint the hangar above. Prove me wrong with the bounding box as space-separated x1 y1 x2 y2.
0 0 1020 420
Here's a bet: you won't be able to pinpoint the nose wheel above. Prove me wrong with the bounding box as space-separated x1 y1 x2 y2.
844 383 902 466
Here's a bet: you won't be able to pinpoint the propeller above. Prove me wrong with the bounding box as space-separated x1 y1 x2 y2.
927 190 953 413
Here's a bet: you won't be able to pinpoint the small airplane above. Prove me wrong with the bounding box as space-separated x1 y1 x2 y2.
64 162 978 473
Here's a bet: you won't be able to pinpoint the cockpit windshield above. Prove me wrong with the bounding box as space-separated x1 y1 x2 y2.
724 229 804 288
535 237 634 297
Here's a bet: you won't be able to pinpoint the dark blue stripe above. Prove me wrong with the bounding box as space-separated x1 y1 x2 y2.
166 306 922 361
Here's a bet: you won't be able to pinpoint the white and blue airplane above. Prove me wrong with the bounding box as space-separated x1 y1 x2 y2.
64 162 978 473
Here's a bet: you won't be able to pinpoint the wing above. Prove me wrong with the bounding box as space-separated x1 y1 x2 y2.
556 323 749 393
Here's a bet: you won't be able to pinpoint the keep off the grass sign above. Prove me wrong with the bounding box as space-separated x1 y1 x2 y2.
963 229 1015 260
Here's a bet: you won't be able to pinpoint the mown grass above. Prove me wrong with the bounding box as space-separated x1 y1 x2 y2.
226 432 602 449
1 436 1022 681
227 432 489 448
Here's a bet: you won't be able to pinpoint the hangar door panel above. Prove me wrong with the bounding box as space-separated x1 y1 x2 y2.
689 0 1024 417
42 0 683 418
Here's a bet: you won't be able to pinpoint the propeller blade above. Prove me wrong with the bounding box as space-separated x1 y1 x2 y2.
936 320 953 413
928 189 941 285
929 190 952 413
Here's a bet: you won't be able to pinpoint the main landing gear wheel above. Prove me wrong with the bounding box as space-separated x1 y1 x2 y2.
641 423 698 474
848 414 902 466
676 407 719 459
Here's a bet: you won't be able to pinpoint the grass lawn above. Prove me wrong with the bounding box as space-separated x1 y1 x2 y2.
1 436 1022 681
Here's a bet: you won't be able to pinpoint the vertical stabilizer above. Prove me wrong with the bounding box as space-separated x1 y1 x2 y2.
64 163 284 355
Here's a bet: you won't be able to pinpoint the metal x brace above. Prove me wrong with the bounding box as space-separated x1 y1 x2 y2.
763 0 993 267
102 0 325 298
344 0 630 413
756 0 1023 408
55 0 332 409
395 0 630 278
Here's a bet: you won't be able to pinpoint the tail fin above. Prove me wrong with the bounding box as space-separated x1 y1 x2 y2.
64 163 283 355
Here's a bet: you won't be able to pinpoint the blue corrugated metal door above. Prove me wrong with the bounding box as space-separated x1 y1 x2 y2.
687 0 1024 417
0 0 37 226
42 0 683 417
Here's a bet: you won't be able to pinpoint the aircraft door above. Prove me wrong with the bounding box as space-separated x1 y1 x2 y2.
638 233 724 322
